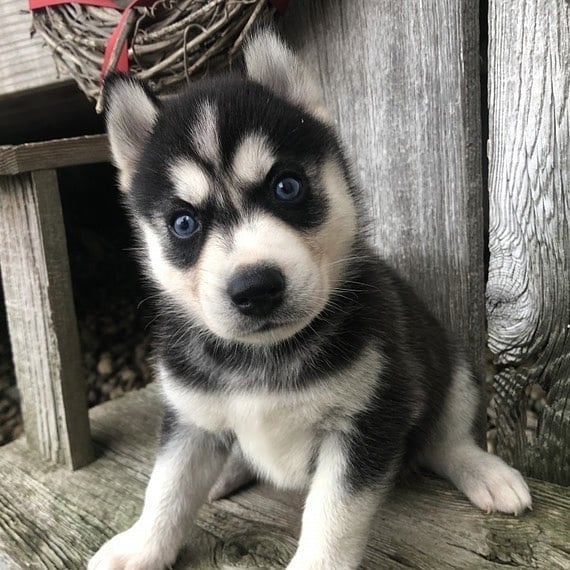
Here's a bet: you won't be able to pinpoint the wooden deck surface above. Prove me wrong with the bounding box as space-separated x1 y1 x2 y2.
0 384 568 569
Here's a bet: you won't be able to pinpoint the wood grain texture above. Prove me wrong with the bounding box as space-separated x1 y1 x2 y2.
0 170 93 468
0 384 568 569
282 0 485 370
487 0 570 484
0 1 71 99
0 134 110 175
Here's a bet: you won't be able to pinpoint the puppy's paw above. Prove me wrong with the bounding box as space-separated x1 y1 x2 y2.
88 525 177 570
460 453 532 515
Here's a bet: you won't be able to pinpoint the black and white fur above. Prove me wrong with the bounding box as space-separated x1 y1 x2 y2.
89 30 531 570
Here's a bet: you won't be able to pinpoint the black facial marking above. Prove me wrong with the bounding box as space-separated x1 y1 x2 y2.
244 163 327 229
126 76 337 249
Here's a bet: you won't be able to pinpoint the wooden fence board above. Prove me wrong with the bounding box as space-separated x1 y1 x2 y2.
487 0 570 484
282 0 485 371
0 170 93 469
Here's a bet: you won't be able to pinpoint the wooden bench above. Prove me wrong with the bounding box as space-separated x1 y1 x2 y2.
0 381 567 569
0 0 568 568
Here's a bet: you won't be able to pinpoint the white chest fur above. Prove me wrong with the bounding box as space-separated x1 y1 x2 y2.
208 393 320 487
159 346 381 489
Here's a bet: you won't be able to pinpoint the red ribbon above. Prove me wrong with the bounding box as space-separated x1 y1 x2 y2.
29 0 289 77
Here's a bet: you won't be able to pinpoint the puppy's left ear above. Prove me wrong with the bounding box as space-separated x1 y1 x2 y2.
243 29 330 122
104 74 159 191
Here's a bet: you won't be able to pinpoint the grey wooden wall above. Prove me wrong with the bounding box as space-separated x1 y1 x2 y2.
283 0 485 370
487 0 570 485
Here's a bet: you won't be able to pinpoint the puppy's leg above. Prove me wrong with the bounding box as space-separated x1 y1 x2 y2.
208 441 256 502
420 363 532 515
88 417 229 570
287 434 392 570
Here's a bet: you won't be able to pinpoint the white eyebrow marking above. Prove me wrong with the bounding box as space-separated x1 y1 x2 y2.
169 159 210 205
191 100 220 165
232 133 275 185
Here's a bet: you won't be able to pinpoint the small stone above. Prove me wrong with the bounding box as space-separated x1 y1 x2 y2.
526 410 538 430
119 368 137 390
97 353 113 376
525 429 536 446
530 384 546 402
110 387 124 400
486 428 497 454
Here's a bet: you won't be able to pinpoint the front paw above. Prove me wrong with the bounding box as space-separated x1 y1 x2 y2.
88 525 177 570
460 453 532 515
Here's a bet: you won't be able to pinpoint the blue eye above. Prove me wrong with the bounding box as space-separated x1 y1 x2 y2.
170 212 199 238
274 175 303 201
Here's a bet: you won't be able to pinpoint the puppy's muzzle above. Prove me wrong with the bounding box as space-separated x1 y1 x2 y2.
228 265 285 317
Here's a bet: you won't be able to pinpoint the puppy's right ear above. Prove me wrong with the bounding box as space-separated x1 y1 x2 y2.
104 74 159 191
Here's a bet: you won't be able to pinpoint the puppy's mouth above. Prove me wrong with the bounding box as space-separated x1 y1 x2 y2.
232 316 310 344
253 321 289 333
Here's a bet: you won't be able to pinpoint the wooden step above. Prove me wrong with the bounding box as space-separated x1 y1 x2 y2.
0 384 568 569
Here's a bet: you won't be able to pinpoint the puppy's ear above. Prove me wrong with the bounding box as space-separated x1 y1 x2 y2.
243 29 330 122
104 74 159 191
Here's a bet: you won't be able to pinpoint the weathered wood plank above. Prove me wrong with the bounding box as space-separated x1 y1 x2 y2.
0 170 93 468
0 1 70 99
282 0 485 371
0 134 110 175
487 0 570 484
0 384 567 569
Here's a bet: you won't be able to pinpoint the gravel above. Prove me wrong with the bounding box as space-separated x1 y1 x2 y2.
485 357 546 454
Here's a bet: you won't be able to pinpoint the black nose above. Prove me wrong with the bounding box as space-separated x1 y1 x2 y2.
228 265 285 317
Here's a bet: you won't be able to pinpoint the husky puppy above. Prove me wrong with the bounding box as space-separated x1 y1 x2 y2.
90 30 531 570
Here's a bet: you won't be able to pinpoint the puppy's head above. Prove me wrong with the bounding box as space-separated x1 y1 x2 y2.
106 30 359 345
